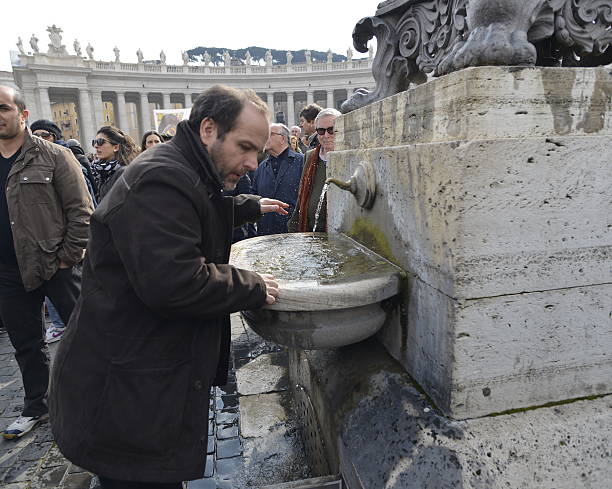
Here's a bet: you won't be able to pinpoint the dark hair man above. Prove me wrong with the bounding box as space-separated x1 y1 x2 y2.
252 123 304 235
299 103 322 149
0 85 93 439
50 85 288 488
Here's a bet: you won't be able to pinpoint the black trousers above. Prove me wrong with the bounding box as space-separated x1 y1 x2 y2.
98 476 182 489
0 264 81 417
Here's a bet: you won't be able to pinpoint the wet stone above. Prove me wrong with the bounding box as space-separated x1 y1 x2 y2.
203 455 214 478
216 457 243 481
61 472 93 489
217 437 242 459
2 459 39 483
217 424 239 440
216 410 238 426
206 436 215 454
16 440 52 462
188 478 217 489
220 395 238 409
207 420 215 436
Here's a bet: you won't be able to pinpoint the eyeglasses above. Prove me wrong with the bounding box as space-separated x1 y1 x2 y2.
92 138 110 147
315 126 335 136
34 131 54 139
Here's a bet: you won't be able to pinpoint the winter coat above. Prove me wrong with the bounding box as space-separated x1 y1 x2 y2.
251 148 303 235
49 121 267 482
5 130 93 290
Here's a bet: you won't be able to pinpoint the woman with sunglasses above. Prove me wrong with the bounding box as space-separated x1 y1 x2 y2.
288 108 341 233
92 126 139 202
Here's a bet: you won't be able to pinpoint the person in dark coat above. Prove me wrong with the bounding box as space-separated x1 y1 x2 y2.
49 85 288 488
223 174 256 242
251 123 304 235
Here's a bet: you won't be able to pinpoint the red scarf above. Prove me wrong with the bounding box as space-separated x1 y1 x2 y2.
296 145 322 232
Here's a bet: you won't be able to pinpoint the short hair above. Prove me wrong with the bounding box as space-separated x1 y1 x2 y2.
189 85 268 139
0 84 26 113
290 125 301 134
314 108 341 126
271 123 290 144
299 104 322 122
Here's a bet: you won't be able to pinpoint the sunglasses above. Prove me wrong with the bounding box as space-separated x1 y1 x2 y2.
92 138 111 147
34 131 54 139
315 126 335 136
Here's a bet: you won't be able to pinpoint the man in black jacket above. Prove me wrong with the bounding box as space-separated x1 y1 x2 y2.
50 85 287 488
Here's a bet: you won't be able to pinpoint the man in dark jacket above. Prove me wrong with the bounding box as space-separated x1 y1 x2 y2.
251 123 304 235
49 85 287 488
0 86 93 439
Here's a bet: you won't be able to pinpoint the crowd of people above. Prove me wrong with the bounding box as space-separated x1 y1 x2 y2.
0 82 342 488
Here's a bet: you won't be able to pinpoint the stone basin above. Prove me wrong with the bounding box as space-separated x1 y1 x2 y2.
230 232 401 349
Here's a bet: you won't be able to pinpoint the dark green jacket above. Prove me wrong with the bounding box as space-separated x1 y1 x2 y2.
6 129 93 290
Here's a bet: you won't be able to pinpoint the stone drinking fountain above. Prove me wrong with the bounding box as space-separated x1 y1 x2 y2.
233 1 611 487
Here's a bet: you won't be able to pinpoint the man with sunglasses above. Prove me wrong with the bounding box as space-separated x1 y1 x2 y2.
289 107 341 233
0 85 93 439
252 123 304 235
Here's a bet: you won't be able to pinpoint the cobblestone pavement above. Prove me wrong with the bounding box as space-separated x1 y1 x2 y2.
0 314 283 489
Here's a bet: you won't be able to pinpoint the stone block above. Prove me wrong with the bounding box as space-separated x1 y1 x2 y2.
337 66 612 151
236 352 289 396
290 342 612 489
328 66 612 418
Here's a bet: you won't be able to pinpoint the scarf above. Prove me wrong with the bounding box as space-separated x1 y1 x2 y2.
92 159 122 187
296 144 322 232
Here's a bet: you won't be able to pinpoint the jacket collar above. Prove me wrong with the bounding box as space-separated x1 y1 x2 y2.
170 121 224 193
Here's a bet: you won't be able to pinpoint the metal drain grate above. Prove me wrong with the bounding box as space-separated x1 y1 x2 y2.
294 384 331 477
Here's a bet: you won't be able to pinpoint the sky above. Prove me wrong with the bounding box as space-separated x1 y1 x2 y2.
1 0 380 72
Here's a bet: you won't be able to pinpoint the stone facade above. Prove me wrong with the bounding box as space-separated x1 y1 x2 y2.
8 41 374 147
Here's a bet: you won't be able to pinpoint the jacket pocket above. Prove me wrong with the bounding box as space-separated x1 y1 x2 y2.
37 237 63 278
19 170 54 204
90 359 191 457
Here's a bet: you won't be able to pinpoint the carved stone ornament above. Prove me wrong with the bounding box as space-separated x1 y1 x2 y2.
342 0 612 113
47 25 68 56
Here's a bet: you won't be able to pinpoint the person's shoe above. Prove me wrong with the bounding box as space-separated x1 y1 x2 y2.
45 325 66 343
2 413 49 440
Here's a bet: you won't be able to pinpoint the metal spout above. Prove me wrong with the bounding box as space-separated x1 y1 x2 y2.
326 177 354 193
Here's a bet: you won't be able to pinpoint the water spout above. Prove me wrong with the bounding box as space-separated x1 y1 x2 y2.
326 160 377 209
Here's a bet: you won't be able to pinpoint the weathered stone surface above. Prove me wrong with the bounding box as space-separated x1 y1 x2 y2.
328 66 611 418
291 342 612 489
236 353 288 396
339 66 612 144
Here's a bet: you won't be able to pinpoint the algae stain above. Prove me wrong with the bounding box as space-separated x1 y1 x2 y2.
577 68 611 134
348 217 397 266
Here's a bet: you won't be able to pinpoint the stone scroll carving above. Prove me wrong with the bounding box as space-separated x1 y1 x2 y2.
341 0 612 113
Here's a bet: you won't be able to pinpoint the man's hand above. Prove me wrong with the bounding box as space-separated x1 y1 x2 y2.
260 198 289 215
258 273 280 305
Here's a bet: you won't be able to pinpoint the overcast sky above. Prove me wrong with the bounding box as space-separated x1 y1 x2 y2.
2 1 380 71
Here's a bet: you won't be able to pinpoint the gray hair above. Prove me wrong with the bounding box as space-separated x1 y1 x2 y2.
290 125 301 134
271 123 290 143
314 108 341 126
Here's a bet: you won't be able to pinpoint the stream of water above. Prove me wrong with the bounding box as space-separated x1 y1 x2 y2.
312 182 329 233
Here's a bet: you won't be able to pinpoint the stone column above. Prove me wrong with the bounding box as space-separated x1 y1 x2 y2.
116 91 129 131
78 89 95 150
306 90 314 105
184 93 191 109
267 93 275 120
22 88 40 122
287 92 295 127
91 90 104 130
162 92 171 109
140 92 151 133
326 89 334 109
38 87 53 121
